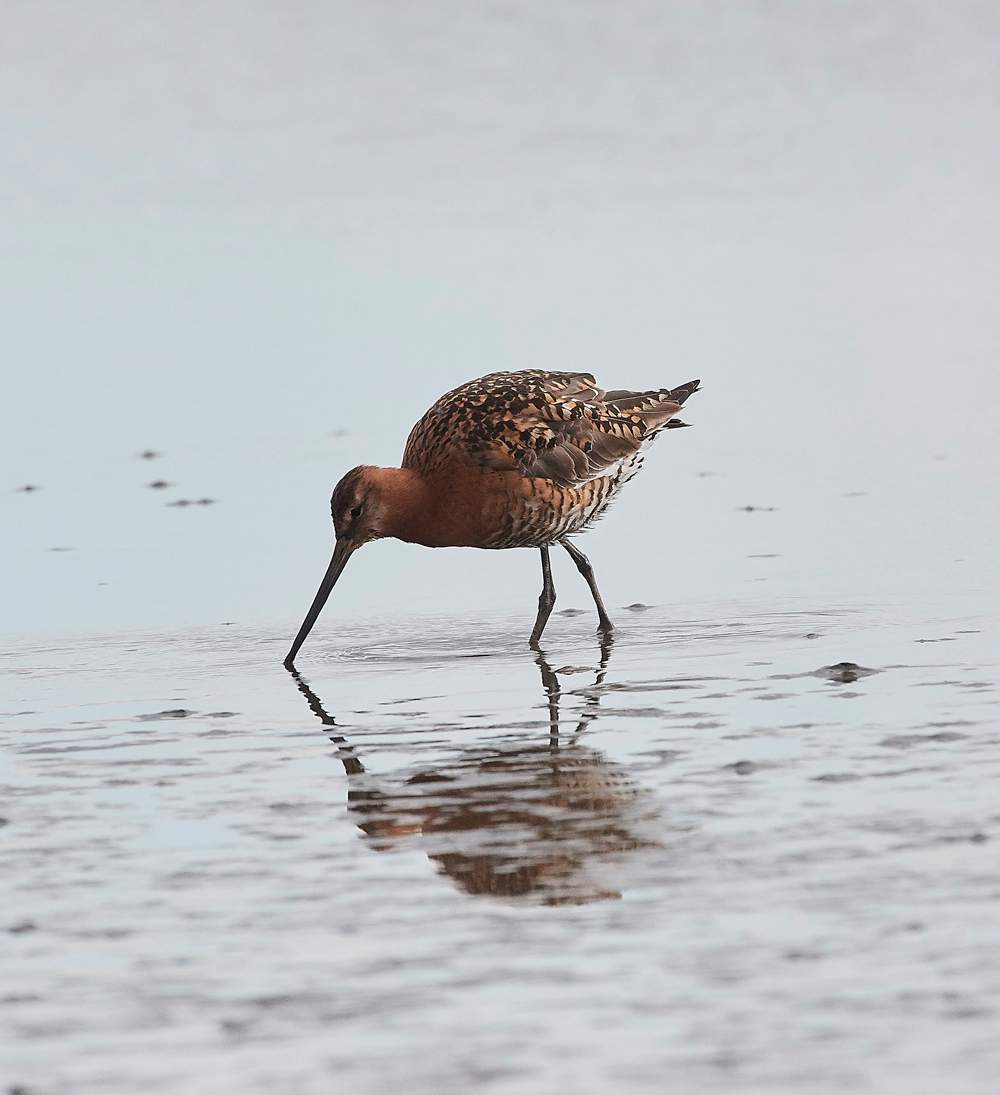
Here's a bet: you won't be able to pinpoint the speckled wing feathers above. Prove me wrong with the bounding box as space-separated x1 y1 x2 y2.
402 370 700 490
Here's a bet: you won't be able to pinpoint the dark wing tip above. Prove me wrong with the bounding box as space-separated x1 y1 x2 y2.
668 379 701 405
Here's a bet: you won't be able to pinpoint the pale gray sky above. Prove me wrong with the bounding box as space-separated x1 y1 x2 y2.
2 1 997 634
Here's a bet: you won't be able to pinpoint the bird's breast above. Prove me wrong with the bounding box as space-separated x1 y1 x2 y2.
390 468 610 550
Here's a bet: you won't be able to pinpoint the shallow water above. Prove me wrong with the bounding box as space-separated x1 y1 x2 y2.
4 601 999 1093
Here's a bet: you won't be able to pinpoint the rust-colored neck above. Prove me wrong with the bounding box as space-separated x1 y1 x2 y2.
365 466 433 542
368 463 502 548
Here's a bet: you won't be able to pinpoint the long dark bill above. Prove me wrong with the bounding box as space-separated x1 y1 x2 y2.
283 540 356 667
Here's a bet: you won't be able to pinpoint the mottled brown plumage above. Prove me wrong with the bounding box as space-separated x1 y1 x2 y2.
284 370 700 665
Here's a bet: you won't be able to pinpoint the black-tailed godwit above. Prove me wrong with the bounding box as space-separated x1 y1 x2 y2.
284 370 699 665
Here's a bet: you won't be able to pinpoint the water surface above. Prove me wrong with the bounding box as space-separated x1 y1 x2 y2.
4 602 999 1093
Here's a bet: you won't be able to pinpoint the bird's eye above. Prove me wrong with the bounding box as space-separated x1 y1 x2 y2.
350 505 362 518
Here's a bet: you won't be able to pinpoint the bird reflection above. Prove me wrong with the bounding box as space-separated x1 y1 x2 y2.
287 634 659 904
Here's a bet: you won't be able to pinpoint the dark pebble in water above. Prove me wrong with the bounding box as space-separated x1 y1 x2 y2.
148 480 171 489
815 662 878 683
625 603 650 611
805 633 820 639
879 731 967 749
207 711 238 718
140 450 161 459
168 499 192 507
725 760 761 775
406 771 455 784
740 505 776 512
196 498 216 505
8 921 36 934
16 485 39 492
137 709 194 721
557 609 585 616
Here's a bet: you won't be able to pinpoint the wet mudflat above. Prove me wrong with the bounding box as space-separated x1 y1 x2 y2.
3 600 999 1095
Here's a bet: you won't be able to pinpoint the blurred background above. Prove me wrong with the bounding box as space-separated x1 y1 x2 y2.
2 0 997 636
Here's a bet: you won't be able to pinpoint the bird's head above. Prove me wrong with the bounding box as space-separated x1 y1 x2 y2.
330 465 389 548
284 465 410 667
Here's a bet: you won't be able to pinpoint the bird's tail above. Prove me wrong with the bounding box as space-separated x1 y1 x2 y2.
660 379 700 428
666 379 700 405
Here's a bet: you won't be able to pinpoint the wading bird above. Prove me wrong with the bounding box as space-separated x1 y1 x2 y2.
284 370 699 665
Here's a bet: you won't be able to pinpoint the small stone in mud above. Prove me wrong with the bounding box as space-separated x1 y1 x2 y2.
407 770 455 784
805 632 820 639
148 480 171 489
880 731 967 749
725 760 761 775
815 662 878 683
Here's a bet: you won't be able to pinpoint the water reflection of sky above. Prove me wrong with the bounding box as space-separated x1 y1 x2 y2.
4 608 999 1090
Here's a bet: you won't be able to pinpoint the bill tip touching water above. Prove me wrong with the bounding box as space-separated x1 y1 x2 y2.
284 370 700 666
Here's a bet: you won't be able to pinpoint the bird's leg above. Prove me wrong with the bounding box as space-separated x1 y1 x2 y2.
560 539 614 634
529 545 557 647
